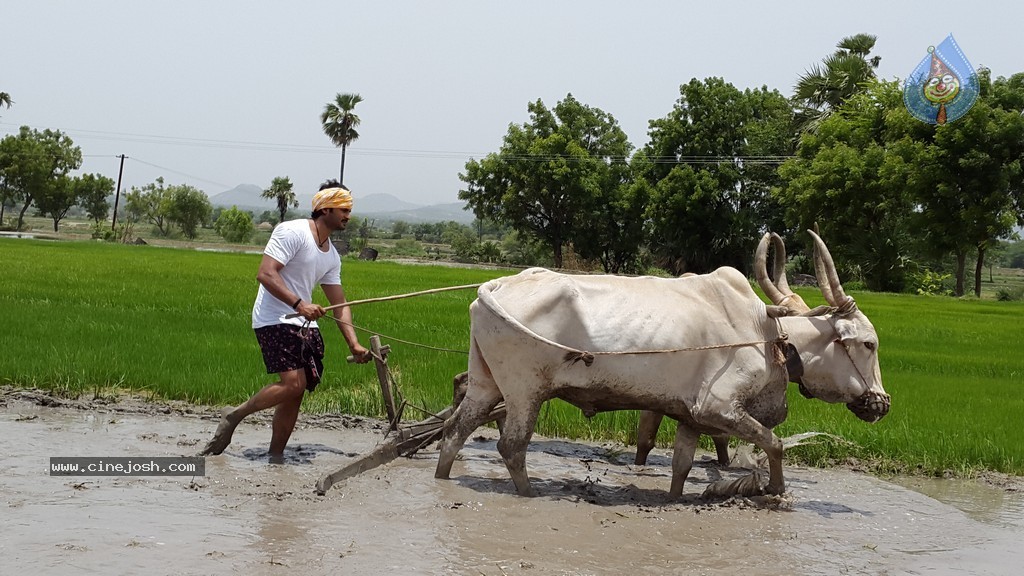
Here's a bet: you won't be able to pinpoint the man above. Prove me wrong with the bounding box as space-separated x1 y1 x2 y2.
201 180 371 461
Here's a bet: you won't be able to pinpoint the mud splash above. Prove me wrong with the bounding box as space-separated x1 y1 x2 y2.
2 387 1022 575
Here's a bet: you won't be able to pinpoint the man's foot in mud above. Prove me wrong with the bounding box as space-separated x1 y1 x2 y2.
200 407 240 456
268 452 285 465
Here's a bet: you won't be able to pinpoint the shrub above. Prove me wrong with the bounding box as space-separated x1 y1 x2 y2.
908 268 953 296
90 222 118 242
214 206 255 243
996 286 1024 301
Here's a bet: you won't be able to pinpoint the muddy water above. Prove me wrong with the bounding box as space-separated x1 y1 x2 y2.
2 390 1022 576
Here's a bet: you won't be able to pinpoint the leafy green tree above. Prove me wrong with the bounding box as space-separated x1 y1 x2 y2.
776 79 916 292
460 94 633 268
641 78 794 274
413 222 443 242
76 173 115 223
0 184 14 226
256 210 278 225
900 70 1024 296
33 175 79 231
0 126 82 230
321 93 363 185
168 184 212 239
125 177 173 235
391 220 410 237
500 229 551 266
215 206 255 243
571 165 650 273
261 176 297 225
794 33 881 133
445 225 479 261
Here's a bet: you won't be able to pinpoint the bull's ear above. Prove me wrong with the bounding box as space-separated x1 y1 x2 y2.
834 318 859 343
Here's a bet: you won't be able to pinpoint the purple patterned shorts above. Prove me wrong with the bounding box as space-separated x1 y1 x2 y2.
254 324 325 392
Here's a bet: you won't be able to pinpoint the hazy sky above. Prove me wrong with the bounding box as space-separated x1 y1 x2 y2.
4 1 1022 207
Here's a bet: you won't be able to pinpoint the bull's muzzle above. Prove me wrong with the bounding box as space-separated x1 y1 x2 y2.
846 390 890 423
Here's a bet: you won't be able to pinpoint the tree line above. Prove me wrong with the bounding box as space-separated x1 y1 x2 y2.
3 35 1023 297
459 35 1024 296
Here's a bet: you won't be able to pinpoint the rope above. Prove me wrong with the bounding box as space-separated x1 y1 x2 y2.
285 283 484 320
323 311 470 355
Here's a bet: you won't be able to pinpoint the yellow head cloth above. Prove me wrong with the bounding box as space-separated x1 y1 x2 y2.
312 187 353 212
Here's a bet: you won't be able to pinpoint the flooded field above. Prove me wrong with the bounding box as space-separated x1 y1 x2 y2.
2 386 1021 575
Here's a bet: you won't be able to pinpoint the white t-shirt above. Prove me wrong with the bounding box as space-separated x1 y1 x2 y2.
251 219 342 329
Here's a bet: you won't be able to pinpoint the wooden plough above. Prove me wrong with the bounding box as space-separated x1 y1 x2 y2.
315 335 503 495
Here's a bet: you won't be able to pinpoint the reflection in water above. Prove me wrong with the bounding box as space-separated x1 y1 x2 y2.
890 477 1024 530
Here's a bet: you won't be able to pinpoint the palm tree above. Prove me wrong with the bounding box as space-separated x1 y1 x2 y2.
0 92 12 113
261 176 297 224
320 93 363 185
793 34 881 133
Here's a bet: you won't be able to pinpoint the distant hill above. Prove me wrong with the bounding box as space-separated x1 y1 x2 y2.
208 184 275 211
208 184 473 224
354 193 423 213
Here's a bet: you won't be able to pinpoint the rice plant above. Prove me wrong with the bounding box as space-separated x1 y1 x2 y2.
2 238 1023 475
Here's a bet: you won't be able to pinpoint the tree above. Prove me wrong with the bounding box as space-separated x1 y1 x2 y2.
33 175 79 231
460 94 633 268
261 176 297 225
901 70 1024 296
125 177 173 235
571 165 650 273
167 184 212 239
0 92 11 113
640 78 795 275
76 173 115 223
0 126 82 230
391 220 410 237
215 206 255 243
320 93 363 185
794 33 881 134
776 79 917 292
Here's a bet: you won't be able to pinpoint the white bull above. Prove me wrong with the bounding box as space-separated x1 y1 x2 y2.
435 231 890 497
632 232 820 467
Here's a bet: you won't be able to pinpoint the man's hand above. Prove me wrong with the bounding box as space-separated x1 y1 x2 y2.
349 344 372 364
295 301 325 321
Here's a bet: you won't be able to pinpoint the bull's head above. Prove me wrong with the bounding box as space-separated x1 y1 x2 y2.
765 231 891 423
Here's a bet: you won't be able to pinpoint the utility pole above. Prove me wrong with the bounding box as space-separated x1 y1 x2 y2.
111 154 126 230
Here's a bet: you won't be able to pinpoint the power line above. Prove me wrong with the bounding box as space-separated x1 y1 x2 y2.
2 121 796 164
128 157 231 189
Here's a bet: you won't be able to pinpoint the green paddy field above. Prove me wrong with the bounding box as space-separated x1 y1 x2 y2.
1 238 1022 477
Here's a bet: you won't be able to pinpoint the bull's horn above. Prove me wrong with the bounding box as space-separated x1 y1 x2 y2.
755 233 787 305
770 233 792 294
808 230 849 307
771 233 811 313
811 238 835 304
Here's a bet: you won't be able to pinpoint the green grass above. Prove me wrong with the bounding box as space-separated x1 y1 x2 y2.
2 238 1023 477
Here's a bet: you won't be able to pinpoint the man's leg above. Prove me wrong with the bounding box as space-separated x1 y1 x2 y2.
269 370 307 459
200 369 306 456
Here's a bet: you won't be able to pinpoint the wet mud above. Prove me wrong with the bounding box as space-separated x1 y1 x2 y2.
2 386 1021 575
